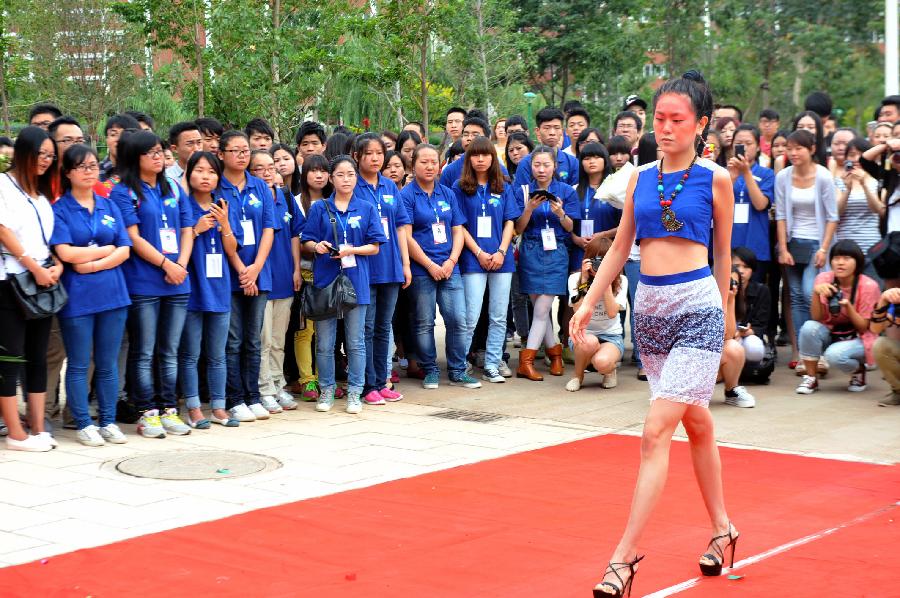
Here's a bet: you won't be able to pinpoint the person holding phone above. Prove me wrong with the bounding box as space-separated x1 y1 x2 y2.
727 125 774 282
835 137 881 280
514 145 579 381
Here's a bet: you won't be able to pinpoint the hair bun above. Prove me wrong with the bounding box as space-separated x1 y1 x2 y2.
682 69 706 84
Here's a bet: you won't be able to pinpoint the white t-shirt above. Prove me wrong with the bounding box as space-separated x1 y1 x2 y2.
568 273 627 336
789 185 818 240
0 173 53 281
888 187 900 234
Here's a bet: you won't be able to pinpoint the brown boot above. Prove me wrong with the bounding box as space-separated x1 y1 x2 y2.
516 349 543 381
546 343 565 376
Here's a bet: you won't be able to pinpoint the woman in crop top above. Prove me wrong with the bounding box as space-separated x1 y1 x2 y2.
570 71 738 597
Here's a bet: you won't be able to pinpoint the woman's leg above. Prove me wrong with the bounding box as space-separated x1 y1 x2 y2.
624 260 642 368
343 305 368 397
22 316 52 434
823 338 866 375
571 335 600 386
484 273 513 370
462 273 488 358
127 295 160 413
719 339 746 391
156 294 189 412
179 311 205 418
785 261 811 348
591 342 622 376
526 294 555 350
605 400 688 565
242 293 269 406
797 320 831 381
437 272 469 378
205 311 231 418
225 292 246 409
92 308 128 428
258 300 276 397
59 315 96 430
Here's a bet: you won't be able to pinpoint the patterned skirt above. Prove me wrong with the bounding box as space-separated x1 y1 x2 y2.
633 266 724 407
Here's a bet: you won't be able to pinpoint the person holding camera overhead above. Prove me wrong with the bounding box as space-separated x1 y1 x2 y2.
727 125 774 281
795 240 880 394
514 145 579 381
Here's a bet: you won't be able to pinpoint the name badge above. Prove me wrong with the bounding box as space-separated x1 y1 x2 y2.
159 228 178 254
381 217 390 240
541 227 557 251
477 216 492 238
206 253 223 278
241 219 256 246
733 203 750 224
339 243 357 268
580 220 594 237
432 222 448 244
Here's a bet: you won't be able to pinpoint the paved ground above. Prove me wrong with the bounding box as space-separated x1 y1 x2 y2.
0 324 897 569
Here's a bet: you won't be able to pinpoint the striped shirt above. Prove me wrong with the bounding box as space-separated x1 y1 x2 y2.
834 177 880 253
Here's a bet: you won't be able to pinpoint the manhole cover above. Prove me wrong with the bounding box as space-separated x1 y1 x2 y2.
115 450 281 480
430 409 508 423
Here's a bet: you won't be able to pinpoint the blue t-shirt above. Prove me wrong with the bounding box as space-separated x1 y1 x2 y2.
399 179 467 277
570 184 623 271
731 163 774 261
110 177 195 297
219 173 276 293
452 181 521 274
439 156 509 189
300 196 388 305
355 174 411 284
185 193 245 312
515 180 580 240
634 158 717 247
512 149 579 188
50 192 132 318
269 187 305 300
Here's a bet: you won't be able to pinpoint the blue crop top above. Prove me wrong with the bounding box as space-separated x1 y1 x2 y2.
633 157 718 246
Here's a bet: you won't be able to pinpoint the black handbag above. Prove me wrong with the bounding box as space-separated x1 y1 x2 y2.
867 231 900 279
300 201 357 321
3 174 67 319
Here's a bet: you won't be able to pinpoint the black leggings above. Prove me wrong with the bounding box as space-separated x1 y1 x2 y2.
0 281 52 396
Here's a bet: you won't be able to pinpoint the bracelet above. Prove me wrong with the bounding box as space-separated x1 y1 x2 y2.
816 248 826 253
222 231 233 238
498 247 507 256
449 256 457 264
159 256 167 268
192 227 198 239
873 304 888 314
476 249 482 258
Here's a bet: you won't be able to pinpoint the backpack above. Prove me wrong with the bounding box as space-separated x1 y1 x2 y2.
740 344 776 385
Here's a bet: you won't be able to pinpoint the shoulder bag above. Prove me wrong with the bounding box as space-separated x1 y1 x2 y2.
300 201 357 321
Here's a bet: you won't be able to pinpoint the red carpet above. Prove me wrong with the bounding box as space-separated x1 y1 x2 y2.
0 434 897 597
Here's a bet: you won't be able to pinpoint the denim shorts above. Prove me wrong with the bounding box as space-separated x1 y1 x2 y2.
569 331 626 357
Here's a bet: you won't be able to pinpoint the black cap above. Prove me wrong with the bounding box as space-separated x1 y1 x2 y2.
623 95 647 111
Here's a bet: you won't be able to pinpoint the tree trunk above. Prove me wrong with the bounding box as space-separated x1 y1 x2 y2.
271 0 282 140
420 40 428 136
0 47 11 136
475 0 490 119
791 50 806 109
393 80 404 129
195 26 205 117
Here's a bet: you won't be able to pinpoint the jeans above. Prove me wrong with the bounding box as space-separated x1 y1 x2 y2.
365 283 400 393
510 269 531 338
127 294 189 412
226 292 268 408
317 304 367 394
462 272 512 370
623 259 643 367
179 310 230 410
784 238 820 344
410 272 467 377
798 320 865 373
59 307 128 429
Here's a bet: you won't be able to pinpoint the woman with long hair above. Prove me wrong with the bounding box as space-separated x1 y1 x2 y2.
571 71 738 596
504 132 534 180
0 126 62 451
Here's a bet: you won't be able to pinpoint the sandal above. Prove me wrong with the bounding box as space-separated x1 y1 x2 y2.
593 555 644 597
699 522 739 576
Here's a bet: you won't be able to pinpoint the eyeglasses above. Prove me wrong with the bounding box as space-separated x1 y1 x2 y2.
73 163 100 173
33 120 53 129
332 172 357 180
223 149 251 157
57 137 86 146
143 150 164 159
37 151 57 161
251 166 277 174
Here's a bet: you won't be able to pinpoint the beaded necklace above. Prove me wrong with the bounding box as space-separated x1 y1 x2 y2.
657 155 697 232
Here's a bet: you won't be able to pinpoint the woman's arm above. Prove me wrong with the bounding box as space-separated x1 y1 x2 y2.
0 224 55 285
71 246 130 274
397 225 412 288
711 169 735 307
862 177 885 217
54 244 116 264
601 286 617 319
125 225 186 284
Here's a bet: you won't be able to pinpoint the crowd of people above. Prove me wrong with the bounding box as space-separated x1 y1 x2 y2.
0 88 898 453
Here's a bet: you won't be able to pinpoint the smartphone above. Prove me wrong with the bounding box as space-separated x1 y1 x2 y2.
734 144 745 159
215 198 225 208
844 160 854 172
737 324 748 331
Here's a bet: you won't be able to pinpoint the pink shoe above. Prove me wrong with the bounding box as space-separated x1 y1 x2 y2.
379 387 403 402
334 387 346 399
363 390 386 405
390 370 400 383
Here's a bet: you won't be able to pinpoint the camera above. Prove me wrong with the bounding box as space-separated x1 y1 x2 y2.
891 152 900 168
590 256 603 271
844 160 854 172
734 144 745 159
828 287 843 315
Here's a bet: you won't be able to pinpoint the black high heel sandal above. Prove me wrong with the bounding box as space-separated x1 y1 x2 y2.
592 554 644 597
699 523 739 576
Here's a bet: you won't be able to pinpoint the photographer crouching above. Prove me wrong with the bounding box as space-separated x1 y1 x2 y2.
870 283 900 406
795 240 880 395
565 237 627 392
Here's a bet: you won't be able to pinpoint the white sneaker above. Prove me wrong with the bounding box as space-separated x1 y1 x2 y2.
513 333 522 348
346 392 363 415
724 386 756 408
601 370 618 389
249 403 271 419
260 395 283 414
795 375 818 395
565 377 582 392
6 434 52 452
76 425 105 447
498 360 513 378
277 390 298 410
37 431 58 449
229 404 256 422
99 423 128 444
316 387 335 412
482 368 505 383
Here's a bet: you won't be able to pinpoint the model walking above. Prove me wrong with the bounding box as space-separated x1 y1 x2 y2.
570 71 739 597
